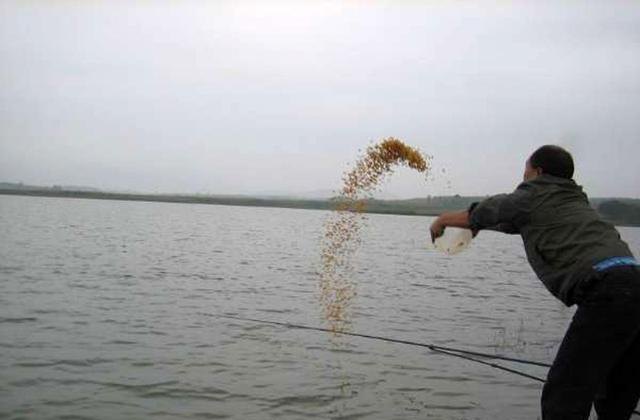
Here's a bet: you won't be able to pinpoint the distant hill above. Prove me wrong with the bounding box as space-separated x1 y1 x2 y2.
0 182 100 192
0 182 44 191
1 182 639 226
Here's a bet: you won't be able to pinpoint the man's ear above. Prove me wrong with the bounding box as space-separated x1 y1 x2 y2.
536 167 543 176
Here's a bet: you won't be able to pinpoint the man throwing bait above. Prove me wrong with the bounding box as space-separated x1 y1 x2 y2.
430 145 640 419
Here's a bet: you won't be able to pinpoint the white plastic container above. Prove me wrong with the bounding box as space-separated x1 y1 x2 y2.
433 227 474 255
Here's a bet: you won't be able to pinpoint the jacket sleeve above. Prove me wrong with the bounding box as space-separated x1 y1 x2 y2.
468 182 533 234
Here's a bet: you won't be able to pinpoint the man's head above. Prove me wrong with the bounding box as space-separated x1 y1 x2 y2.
524 145 574 182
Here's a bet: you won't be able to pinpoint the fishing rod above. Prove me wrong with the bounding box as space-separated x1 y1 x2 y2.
203 313 551 368
211 314 548 383
208 314 640 417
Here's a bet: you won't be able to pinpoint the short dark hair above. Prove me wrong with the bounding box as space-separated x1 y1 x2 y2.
529 145 574 179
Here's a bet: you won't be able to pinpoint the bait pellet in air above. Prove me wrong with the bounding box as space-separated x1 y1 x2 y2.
319 138 432 333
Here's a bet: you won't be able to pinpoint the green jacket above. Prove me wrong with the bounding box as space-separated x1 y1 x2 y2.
469 174 634 306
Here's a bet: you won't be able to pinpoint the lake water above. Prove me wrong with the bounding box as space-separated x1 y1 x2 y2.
1 195 638 420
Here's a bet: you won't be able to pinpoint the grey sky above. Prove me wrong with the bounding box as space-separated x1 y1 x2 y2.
1 0 639 198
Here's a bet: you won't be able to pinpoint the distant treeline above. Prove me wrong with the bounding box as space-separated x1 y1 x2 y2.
1 182 639 226
597 200 640 226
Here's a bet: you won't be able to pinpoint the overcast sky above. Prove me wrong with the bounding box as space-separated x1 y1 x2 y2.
1 0 639 198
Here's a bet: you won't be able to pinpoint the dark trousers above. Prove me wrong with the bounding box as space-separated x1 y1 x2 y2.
542 266 640 419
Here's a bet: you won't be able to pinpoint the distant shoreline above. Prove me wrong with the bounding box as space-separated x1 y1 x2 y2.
1 188 639 227
0 188 441 217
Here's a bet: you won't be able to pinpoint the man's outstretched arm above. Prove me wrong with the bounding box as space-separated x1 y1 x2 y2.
430 184 534 243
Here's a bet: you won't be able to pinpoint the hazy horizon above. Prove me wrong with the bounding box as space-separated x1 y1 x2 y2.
3 179 640 202
1 1 639 199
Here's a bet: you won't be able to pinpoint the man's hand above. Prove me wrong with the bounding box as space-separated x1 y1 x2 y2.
430 217 445 243
430 211 473 243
